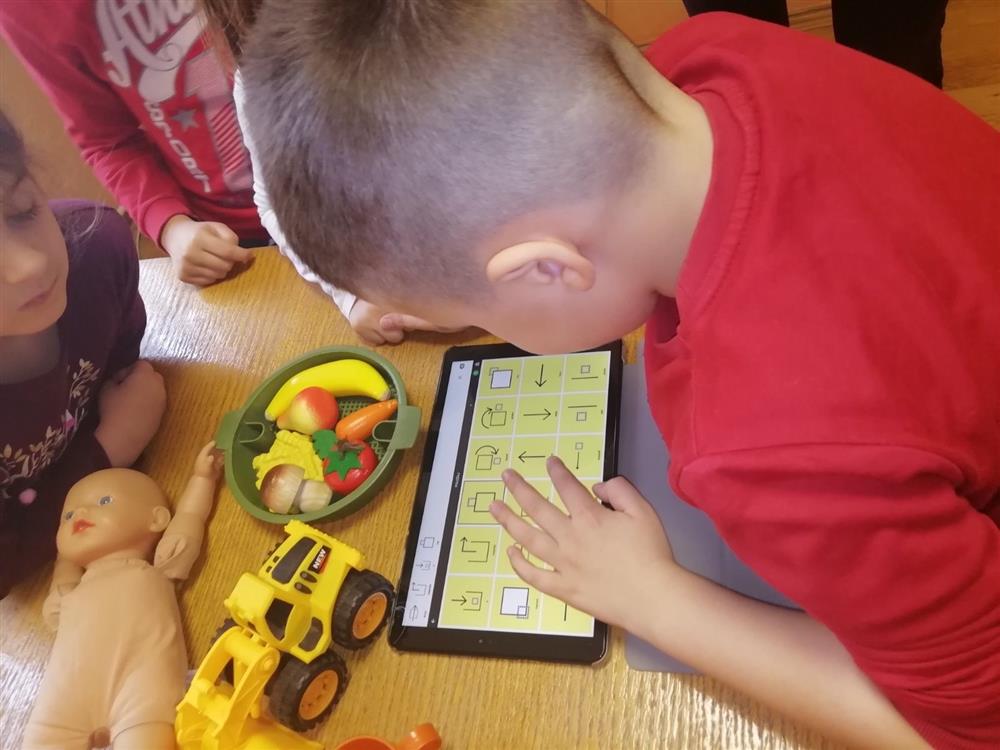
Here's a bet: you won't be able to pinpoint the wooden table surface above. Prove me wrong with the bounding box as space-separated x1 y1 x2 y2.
0 250 836 750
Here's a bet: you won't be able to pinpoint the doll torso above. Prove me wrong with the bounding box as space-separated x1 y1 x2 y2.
24 558 187 746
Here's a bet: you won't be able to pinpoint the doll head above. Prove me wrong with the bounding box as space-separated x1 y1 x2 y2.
56 469 172 568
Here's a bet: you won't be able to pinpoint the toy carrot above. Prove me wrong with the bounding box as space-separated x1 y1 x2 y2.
335 400 398 442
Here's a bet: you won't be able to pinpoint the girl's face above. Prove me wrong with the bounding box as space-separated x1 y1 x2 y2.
1 174 68 336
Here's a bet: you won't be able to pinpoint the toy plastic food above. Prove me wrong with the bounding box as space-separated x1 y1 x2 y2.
317 438 378 495
260 465 333 514
175 520 395 750
217 346 420 524
334 723 442 750
335 399 398 442
265 359 391 421
277 386 340 435
24 443 221 750
253 429 324 487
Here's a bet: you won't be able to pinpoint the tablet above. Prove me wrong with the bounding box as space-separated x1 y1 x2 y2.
389 342 622 663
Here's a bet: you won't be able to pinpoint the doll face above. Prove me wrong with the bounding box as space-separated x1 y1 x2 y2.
57 469 170 568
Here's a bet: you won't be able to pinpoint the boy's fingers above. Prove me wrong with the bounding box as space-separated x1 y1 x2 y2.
381 314 435 332
490 501 557 562
506 545 561 594
502 469 568 533
593 477 650 517
379 326 404 345
547 456 600 517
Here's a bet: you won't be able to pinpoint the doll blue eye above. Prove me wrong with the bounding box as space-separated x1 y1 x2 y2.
98 495 113 506
63 510 74 521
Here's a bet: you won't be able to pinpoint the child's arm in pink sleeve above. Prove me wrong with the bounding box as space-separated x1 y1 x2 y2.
0 12 190 244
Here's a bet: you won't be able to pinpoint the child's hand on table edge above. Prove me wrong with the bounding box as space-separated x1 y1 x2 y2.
350 301 466 345
490 457 678 632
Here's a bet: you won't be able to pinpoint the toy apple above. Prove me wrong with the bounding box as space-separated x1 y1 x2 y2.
277 387 340 435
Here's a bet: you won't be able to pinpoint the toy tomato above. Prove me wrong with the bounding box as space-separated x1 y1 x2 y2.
322 441 377 494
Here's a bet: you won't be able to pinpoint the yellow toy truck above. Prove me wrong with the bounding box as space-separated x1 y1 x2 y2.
176 520 395 750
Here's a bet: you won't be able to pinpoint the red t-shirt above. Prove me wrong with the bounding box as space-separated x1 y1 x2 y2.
0 1 264 245
644 14 999 749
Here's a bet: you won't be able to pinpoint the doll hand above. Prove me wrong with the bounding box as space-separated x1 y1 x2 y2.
41 582 77 631
41 587 62 631
192 441 223 480
490 458 677 631
95 361 166 467
153 534 190 571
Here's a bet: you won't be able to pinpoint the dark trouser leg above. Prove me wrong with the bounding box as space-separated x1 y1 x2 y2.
832 0 949 87
682 0 789 26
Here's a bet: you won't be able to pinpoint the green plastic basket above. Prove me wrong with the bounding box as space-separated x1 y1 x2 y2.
215 346 420 524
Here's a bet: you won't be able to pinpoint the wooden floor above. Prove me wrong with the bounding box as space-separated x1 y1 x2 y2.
787 0 1000 127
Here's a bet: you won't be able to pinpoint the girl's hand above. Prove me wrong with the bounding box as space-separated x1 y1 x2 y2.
94 360 166 467
490 457 677 631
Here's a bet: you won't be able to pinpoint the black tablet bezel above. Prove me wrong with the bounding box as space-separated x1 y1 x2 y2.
389 341 623 663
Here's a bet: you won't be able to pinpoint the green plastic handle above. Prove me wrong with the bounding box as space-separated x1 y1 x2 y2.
215 410 241 451
388 404 421 450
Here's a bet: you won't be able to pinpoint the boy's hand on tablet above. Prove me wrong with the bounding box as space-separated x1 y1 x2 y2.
94 360 166 467
161 214 251 286
491 457 677 631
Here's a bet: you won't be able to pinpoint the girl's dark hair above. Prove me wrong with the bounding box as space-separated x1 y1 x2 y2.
0 110 28 184
200 0 263 62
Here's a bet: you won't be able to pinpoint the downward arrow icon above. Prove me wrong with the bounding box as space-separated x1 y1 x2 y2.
533 364 548 388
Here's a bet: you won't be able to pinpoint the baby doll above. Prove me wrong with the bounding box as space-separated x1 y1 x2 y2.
22 442 221 750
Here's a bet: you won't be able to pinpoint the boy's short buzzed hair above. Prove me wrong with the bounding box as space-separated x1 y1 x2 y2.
241 0 653 301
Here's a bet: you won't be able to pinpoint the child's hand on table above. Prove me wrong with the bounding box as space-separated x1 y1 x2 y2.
490 457 677 631
349 301 466 345
94 361 166 468
161 214 252 286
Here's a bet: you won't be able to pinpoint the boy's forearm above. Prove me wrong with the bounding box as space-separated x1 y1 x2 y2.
635 567 929 750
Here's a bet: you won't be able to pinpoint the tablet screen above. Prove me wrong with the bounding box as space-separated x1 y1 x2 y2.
391 342 621 662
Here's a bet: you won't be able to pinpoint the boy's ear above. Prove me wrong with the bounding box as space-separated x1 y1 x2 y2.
149 506 172 533
486 239 595 292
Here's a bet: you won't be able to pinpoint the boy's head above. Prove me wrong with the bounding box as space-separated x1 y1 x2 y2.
242 0 676 352
0 111 68 337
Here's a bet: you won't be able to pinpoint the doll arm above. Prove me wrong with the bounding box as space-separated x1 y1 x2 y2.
154 442 222 581
41 556 84 631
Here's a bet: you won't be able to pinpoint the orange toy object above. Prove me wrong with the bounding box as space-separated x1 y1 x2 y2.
22 443 220 750
335 723 442 750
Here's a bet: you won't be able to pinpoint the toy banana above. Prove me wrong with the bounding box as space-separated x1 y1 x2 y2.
266 359 391 421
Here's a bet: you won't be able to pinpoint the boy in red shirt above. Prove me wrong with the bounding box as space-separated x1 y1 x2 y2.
0 0 265 285
233 2 999 747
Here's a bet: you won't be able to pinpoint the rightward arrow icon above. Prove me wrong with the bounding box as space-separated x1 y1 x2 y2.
518 451 546 463
534 364 548 388
522 408 552 420
451 596 468 605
